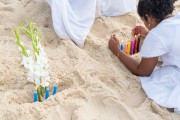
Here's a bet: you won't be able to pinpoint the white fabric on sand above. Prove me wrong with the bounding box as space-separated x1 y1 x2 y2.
140 13 180 114
47 0 136 47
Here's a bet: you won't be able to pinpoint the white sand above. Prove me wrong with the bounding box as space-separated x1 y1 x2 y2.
0 0 180 120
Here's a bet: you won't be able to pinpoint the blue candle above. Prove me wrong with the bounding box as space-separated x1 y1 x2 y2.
34 91 38 102
120 43 124 51
45 88 50 99
53 85 58 95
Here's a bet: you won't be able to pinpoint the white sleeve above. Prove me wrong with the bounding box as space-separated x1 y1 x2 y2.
140 31 169 58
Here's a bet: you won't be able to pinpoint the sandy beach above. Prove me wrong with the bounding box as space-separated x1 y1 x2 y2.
0 0 180 120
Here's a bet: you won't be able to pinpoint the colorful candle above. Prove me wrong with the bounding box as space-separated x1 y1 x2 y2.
130 40 134 55
120 43 124 51
124 43 127 54
45 88 49 99
133 38 137 54
53 85 58 95
127 42 131 55
137 36 140 53
34 90 38 102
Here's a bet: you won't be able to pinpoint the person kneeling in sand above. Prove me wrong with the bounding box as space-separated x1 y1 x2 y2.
47 0 136 48
108 0 180 114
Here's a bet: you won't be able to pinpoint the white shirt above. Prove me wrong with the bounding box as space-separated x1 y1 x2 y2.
140 13 180 113
141 13 180 68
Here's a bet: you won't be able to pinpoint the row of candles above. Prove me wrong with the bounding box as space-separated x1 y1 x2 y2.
34 84 58 102
119 35 140 55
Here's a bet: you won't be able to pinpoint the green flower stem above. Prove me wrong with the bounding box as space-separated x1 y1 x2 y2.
14 28 29 57
37 86 45 102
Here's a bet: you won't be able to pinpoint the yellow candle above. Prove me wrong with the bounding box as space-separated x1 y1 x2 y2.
127 42 131 55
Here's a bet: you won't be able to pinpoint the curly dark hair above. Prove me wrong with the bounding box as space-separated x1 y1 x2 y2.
138 0 177 23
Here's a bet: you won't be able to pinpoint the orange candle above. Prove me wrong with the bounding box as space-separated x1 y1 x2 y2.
124 43 127 54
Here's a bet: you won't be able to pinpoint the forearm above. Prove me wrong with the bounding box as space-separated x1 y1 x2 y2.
118 51 141 76
117 51 158 76
108 33 156 76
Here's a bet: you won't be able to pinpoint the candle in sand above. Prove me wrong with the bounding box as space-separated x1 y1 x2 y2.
53 85 58 95
45 88 50 99
34 87 38 102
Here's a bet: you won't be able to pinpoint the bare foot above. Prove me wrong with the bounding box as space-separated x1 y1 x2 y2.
108 35 120 57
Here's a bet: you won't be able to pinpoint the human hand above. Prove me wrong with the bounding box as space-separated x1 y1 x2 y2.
131 26 149 38
108 35 120 57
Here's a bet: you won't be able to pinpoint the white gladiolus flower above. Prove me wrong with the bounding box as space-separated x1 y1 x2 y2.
20 42 51 87
15 22 52 102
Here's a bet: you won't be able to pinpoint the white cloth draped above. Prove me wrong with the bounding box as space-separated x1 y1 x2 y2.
47 0 136 47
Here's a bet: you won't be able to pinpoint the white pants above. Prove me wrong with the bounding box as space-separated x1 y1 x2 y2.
141 66 180 114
